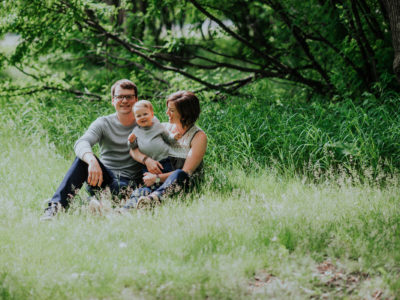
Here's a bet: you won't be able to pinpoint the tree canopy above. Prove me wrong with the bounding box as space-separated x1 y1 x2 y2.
0 0 398 100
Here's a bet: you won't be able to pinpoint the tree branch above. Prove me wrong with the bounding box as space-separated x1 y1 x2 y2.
303 33 365 79
187 0 288 71
0 85 102 100
193 75 256 94
342 1 373 85
356 0 385 40
351 0 378 82
1 56 102 100
187 44 264 67
153 52 264 73
81 8 236 93
266 0 335 92
101 52 171 86
187 0 332 94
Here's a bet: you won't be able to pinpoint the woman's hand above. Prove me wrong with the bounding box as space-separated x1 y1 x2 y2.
143 172 157 187
145 158 163 174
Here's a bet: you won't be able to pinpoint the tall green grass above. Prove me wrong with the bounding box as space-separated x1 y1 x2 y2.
2 88 399 178
201 93 400 175
1 110 400 298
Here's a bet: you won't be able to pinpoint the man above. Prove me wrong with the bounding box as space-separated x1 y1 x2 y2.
41 79 161 220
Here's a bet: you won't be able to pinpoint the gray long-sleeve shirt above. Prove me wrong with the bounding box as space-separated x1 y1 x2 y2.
74 113 142 179
129 121 177 161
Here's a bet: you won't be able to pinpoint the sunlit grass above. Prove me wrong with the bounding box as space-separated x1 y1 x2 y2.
1 122 399 299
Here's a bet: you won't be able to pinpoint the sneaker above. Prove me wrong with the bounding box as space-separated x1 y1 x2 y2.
136 195 161 210
114 198 137 214
123 197 138 210
88 197 103 215
40 203 60 221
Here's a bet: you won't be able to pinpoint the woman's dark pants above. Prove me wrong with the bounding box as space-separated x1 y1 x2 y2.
128 169 190 206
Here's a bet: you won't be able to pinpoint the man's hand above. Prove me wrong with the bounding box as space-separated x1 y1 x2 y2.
83 154 103 187
143 172 157 187
145 158 163 174
128 132 136 143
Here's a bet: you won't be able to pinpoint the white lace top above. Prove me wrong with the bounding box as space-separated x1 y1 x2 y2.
163 123 203 170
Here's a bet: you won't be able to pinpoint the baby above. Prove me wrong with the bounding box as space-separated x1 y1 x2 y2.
128 100 181 183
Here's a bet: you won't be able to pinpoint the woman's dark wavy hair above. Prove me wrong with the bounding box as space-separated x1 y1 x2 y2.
167 91 200 128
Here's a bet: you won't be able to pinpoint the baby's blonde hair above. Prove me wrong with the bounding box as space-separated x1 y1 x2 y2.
134 100 153 113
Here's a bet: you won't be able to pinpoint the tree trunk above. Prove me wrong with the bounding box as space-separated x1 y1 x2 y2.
382 0 400 83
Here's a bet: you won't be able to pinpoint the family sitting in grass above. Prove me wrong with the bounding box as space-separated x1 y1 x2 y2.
41 79 207 220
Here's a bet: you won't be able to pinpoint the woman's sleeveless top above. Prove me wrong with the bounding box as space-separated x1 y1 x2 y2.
163 123 203 170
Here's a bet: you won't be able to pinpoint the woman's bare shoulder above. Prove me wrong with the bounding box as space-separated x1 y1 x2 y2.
191 129 207 146
195 129 207 139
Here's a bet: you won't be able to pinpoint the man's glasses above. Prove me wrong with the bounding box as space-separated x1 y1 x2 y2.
114 94 136 101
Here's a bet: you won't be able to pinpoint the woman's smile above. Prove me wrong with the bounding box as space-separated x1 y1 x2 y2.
166 102 181 124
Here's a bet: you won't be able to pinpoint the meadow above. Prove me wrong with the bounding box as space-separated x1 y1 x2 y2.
0 88 399 299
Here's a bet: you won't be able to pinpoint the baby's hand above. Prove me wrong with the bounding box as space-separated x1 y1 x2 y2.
174 132 182 140
128 132 136 143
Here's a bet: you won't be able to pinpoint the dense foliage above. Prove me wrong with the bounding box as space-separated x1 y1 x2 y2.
0 0 398 99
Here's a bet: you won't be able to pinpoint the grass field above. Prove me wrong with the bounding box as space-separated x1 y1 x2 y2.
1 118 399 299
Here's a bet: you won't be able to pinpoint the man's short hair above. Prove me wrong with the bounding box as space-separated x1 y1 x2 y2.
111 79 138 98
167 91 200 128
134 100 153 113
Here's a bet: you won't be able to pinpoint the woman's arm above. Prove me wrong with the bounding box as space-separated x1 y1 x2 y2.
130 148 163 174
138 130 207 186
182 131 207 175
142 171 173 187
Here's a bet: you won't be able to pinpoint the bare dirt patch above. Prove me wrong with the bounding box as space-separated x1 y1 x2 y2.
313 260 385 299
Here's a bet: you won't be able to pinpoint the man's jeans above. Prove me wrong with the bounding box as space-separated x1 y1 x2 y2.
49 157 133 208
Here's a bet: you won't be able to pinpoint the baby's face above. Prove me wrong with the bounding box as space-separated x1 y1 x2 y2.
134 106 153 127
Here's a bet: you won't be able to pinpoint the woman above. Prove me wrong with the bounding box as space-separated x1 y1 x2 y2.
126 90 207 209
